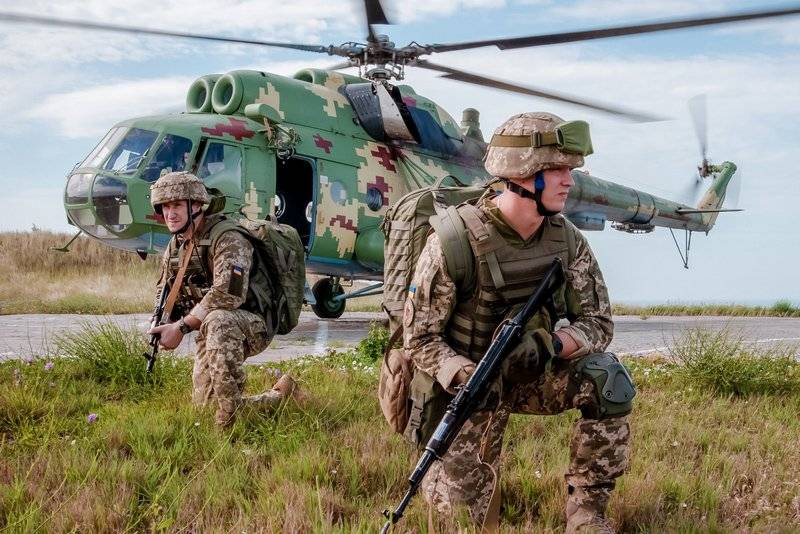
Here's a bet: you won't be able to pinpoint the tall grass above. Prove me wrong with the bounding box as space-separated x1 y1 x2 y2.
613 301 800 318
670 328 800 396
1 324 799 531
0 230 158 314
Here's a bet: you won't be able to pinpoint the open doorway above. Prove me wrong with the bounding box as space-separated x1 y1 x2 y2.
275 157 314 247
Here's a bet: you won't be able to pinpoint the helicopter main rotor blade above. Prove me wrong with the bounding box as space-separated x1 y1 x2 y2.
363 0 390 42
427 5 800 53
0 11 332 54
412 60 665 122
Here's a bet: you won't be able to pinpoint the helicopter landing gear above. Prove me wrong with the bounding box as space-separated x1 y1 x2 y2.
311 277 346 319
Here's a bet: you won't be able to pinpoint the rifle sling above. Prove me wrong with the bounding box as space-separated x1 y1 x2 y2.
163 239 196 321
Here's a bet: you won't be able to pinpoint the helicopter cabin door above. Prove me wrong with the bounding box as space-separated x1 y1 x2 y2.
275 155 315 248
305 159 358 264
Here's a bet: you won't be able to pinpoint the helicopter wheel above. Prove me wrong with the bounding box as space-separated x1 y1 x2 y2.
311 277 346 319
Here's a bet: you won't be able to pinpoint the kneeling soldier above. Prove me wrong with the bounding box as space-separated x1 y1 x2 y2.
403 113 634 532
148 171 299 427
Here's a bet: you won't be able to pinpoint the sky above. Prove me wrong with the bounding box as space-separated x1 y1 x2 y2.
0 0 798 305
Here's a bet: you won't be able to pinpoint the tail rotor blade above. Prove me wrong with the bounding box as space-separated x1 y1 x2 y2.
678 174 703 206
688 94 708 160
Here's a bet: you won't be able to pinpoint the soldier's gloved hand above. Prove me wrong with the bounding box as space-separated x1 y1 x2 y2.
452 363 476 388
148 322 183 350
501 328 552 383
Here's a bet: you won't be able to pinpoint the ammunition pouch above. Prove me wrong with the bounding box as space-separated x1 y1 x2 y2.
571 353 635 418
403 370 452 448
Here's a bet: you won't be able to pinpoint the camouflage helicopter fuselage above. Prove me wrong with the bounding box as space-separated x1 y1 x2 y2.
62 68 736 282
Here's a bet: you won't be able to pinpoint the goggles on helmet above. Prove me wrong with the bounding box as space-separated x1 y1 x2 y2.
489 120 594 157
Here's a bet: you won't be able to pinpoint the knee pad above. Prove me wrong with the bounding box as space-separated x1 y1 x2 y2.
572 353 636 418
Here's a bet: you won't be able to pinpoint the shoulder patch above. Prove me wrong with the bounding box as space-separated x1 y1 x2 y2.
228 263 245 297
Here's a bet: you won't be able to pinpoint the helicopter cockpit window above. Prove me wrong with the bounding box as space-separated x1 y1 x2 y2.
141 134 194 182
101 128 159 174
198 142 242 183
79 127 125 169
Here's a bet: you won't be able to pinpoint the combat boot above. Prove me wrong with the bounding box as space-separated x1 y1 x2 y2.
272 373 306 401
565 484 615 534
247 373 305 407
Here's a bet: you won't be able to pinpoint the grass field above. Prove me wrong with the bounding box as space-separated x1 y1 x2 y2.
1 324 799 532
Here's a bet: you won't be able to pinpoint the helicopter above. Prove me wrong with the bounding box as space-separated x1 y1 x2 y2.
2 1 797 318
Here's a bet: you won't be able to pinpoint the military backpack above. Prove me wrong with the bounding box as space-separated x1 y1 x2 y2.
204 214 305 335
378 178 486 433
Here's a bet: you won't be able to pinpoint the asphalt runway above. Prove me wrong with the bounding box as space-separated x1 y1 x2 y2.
1 312 798 363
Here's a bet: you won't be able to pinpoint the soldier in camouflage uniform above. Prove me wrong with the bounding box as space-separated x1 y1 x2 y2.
147 171 300 427
403 113 634 532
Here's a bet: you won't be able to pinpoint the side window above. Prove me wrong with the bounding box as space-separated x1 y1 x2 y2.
141 134 194 182
198 142 242 183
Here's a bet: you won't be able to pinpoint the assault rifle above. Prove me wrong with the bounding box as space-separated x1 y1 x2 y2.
380 258 565 532
143 283 169 373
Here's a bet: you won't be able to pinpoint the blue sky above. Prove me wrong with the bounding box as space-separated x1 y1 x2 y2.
0 0 798 305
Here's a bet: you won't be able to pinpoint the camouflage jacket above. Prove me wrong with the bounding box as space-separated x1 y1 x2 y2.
403 197 614 392
157 218 255 322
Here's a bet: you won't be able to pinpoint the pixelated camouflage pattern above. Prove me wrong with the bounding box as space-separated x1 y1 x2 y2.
192 308 276 426
484 112 585 179
150 171 211 209
404 201 613 391
66 68 737 276
159 222 255 322
421 361 630 527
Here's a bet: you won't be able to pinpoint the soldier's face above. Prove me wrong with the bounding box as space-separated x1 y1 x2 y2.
161 200 190 233
539 166 574 213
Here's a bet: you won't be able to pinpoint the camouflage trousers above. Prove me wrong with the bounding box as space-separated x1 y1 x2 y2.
420 356 631 528
192 308 275 426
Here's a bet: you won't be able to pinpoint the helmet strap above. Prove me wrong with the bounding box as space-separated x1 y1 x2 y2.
504 171 560 217
172 199 203 235
532 170 560 217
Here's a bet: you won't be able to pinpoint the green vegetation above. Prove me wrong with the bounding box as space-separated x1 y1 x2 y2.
355 321 391 362
613 301 800 318
670 328 800 396
2 324 799 532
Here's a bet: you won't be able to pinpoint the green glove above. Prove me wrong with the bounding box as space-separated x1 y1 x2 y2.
502 328 554 384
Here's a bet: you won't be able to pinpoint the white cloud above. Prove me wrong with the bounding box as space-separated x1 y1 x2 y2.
543 0 731 21
26 77 193 138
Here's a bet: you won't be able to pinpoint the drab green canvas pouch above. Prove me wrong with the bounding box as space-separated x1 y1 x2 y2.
556 120 594 156
403 370 452 449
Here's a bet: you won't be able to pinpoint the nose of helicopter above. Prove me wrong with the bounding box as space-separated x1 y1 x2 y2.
64 172 167 254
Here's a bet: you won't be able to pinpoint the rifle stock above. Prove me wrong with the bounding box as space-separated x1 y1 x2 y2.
381 258 565 532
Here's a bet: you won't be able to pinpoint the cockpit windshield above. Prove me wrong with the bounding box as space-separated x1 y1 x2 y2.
102 128 159 174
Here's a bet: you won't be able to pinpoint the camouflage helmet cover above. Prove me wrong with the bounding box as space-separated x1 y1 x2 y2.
484 112 585 179
150 171 210 213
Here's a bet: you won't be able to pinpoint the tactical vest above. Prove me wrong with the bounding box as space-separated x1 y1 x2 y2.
447 202 577 362
165 213 272 321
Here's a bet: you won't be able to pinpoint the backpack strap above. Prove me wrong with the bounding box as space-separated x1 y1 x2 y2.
457 203 507 290
429 203 475 298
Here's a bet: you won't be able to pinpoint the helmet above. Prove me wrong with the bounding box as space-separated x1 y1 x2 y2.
150 171 210 214
484 112 590 179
